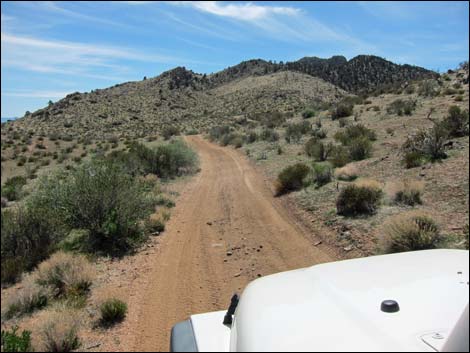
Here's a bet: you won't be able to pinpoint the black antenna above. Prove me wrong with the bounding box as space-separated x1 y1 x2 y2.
223 294 239 326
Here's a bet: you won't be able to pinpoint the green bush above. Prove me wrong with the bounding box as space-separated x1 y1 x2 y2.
285 122 311 143
336 182 382 216
246 132 258 143
386 99 417 116
330 146 351 168
302 110 315 119
334 124 376 145
418 80 440 97
126 140 198 179
402 122 448 162
383 212 442 253
99 298 128 326
29 159 156 255
1 206 59 284
443 106 469 137
2 176 27 201
312 163 332 187
348 137 372 161
209 125 231 141
305 139 333 162
402 151 425 169
162 125 180 140
275 163 310 196
1 327 32 352
260 128 279 142
331 101 354 120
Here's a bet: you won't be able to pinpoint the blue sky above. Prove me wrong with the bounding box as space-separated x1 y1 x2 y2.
1 1 469 118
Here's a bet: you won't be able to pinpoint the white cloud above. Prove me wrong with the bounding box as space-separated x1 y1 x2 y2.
180 1 300 21
1 32 185 80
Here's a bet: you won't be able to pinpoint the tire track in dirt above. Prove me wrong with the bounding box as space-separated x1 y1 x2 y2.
129 136 333 351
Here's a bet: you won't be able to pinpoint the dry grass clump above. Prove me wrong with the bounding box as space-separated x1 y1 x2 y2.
2 275 50 319
354 178 382 190
35 252 95 298
334 164 359 181
386 180 424 206
38 307 82 352
381 211 442 253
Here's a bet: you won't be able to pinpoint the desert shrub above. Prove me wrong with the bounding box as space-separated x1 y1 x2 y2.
1 206 59 284
2 275 49 319
330 145 351 168
99 298 127 326
220 133 244 148
146 218 165 234
331 101 353 120
334 164 359 181
35 252 94 298
443 106 469 137
256 111 286 128
209 126 230 141
29 159 156 254
334 124 376 145
246 132 258 143
338 118 349 128
153 140 199 178
162 125 180 140
418 79 440 97
348 137 372 161
1 176 27 201
285 121 311 143
402 122 448 162
311 128 327 139
311 163 332 187
302 110 315 119
386 180 424 206
126 140 198 179
58 229 90 252
386 99 417 116
336 179 382 216
382 212 442 253
1 327 32 352
402 151 425 169
39 309 81 352
404 85 415 94
305 139 333 162
260 128 279 142
275 163 310 196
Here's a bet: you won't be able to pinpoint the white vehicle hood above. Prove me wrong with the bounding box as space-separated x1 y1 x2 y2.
231 249 469 352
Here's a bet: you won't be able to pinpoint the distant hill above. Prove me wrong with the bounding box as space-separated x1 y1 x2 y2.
5 55 436 139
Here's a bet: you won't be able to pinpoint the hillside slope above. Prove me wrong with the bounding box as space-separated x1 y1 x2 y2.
3 55 435 140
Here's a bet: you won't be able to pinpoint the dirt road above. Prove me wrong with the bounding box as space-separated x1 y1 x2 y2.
130 136 332 351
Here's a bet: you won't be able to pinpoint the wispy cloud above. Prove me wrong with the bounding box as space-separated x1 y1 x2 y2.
39 1 133 29
173 1 300 21
163 1 374 50
1 32 189 80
